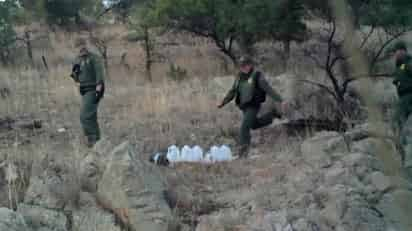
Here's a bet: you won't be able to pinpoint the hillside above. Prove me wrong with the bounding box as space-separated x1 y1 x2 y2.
0 18 411 231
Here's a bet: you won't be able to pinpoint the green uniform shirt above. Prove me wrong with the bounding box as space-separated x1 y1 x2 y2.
394 55 412 97
72 52 105 88
222 70 282 108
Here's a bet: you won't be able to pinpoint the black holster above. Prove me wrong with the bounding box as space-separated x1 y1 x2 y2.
79 86 95 96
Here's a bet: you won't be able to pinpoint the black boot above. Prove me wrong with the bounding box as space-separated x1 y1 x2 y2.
87 136 100 148
238 145 250 158
269 107 282 119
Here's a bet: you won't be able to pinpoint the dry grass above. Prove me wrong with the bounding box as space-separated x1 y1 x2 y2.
0 24 347 230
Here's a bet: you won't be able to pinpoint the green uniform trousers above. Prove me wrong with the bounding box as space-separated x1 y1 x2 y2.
394 95 412 181
240 106 279 146
80 91 101 143
394 95 412 130
401 115 412 181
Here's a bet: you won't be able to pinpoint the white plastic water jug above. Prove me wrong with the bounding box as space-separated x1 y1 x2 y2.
209 146 220 162
219 145 232 161
181 145 192 162
167 145 180 162
160 145 232 164
209 145 233 162
191 146 203 162
203 153 212 163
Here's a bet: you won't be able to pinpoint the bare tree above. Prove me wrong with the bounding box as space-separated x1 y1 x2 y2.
15 29 48 64
89 31 116 71
302 14 409 125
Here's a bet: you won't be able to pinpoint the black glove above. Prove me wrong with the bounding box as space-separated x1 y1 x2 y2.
70 64 81 79
95 82 105 103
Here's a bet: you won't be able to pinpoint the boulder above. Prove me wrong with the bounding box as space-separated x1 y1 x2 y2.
342 152 370 168
344 127 370 142
0 207 30 231
377 189 412 230
368 171 392 192
341 204 386 231
24 161 80 210
388 175 412 191
73 208 120 231
351 138 402 175
70 192 121 231
344 122 393 142
319 185 348 228
195 209 245 231
18 204 68 231
93 138 115 157
320 203 341 228
79 152 101 193
292 218 310 231
79 138 116 193
351 138 377 155
97 141 173 231
300 132 347 168
324 162 347 186
342 152 373 180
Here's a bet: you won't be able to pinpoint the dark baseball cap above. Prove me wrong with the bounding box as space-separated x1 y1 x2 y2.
392 41 408 52
239 56 254 66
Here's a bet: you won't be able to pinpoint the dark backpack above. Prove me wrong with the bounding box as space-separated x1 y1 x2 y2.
252 71 266 105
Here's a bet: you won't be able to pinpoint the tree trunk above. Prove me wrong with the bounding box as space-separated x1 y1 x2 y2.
42 55 49 71
24 31 33 63
283 40 291 60
143 26 153 82
102 47 108 72
0 50 7 65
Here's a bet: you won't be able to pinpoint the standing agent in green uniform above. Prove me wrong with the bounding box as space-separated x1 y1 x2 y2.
391 41 412 180
218 56 287 157
70 38 105 147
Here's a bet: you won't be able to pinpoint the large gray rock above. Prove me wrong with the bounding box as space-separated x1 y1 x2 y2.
73 192 120 231
320 203 341 228
377 189 412 230
97 141 173 231
318 185 348 228
345 122 394 142
341 204 386 231
24 155 80 210
79 153 101 193
18 204 67 231
300 132 347 168
368 171 392 192
73 208 120 231
0 207 30 231
79 138 117 193
342 152 373 180
195 208 247 231
324 162 347 186
351 138 402 175
342 152 370 168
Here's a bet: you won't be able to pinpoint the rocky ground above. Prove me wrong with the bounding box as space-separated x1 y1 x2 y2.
1 119 412 231
0 73 411 231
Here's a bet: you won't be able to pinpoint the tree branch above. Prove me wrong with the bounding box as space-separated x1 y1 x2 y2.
342 78 356 95
329 55 346 70
299 79 338 102
325 20 343 101
326 20 336 69
360 25 375 49
303 49 323 69
370 29 406 68
98 2 123 19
